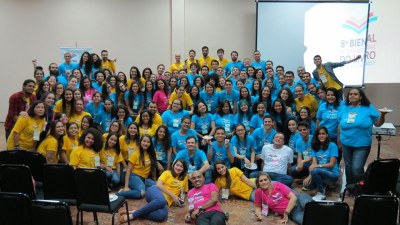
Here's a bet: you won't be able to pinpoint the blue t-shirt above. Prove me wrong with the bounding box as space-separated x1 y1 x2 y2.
84 102 104 124
186 74 200 86
312 142 339 176
230 135 255 159
295 135 313 160
249 114 269 130
225 61 244 75
171 129 198 153
218 90 239 109
338 104 379 147
175 149 208 174
92 83 103 92
214 114 235 134
111 117 133 128
316 102 344 138
98 110 113 132
234 113 252 132
192 114 214 135
208 141 236 168
251 127 277 154
200 91 219 114
153 138 168 164
288 132 301 150
251 61 266 74
58 63 78 79
161 110 191 134
124 91 144 113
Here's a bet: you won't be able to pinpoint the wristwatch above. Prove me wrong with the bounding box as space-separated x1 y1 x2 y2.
319 164 322 168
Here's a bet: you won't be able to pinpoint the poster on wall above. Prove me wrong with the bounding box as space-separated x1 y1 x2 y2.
60 47 92 64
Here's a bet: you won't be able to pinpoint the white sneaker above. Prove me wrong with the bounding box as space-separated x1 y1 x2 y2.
312 192 326 201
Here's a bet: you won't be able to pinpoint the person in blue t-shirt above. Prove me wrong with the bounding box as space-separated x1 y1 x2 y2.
200 82 219 114
191 101 216 152
171 116 198 155
218 80 239 114
58 52 78 79
225 51 244 75
283 118 301 152
230 124 256 175
98 99 116 132
124 81 144 117
249 102 270 134
303 126 339 201
338 88 386 187
152 125 171 170
111 105 133 131
251 115 277 156
84 92 104 124
290 122 313 184
174 136 210 180
234 99 253 132
213 100 235 139
161 99 190 134
206 127 235 168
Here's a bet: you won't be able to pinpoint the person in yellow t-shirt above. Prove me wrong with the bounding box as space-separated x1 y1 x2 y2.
156 158 188 207
118 134 163 199
69 128 104 169
216 48 229 69
61 122 79 164
7 101 47 151
138 110 159 137
185 49 199 73
37 120 65 164
198 46 214 70
100 132 124 186
119 122 140 161
54 88 74 117
68 99 91 130
135 101 163 127
213 160 257 201
168 85 194 114
294 85 319 118
169 53 185 73
100 50 116 74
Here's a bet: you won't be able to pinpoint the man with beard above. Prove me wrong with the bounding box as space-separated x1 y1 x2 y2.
5 79 37 139
198 46 214 70
100 49 116 74
48 63 68 86
58 52 78 79
224 51 244 75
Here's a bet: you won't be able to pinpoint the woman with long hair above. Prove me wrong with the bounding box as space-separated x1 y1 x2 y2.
153 125 171 170
7 101 47 151
61 122 79 163
278 87 296 116
125 80 144 117
138 110 158 137
78 51 93 78
79 77 96 105
302 126 339 201
100 132 124 186
213 160 256 201
54 88 74 117
119 122 140 161
153 79 170 114
214 100 235 138
200 82 219 114
143 80 155 107
37 120 65 163
70 128 104 169
271 99 288 132
98 98 116 133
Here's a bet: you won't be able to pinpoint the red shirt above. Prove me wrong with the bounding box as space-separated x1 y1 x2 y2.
5 91 36 131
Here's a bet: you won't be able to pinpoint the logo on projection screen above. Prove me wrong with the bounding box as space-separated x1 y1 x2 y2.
342 12 378 34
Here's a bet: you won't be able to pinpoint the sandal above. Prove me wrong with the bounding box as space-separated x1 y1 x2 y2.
119 211 136 224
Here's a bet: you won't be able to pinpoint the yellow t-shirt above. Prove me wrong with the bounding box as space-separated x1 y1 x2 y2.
6 116 46 151
37 135 59 164
198 56 214 70
101 60 116 74
169 62 185 73
217 58 230 69
99 148 124 169
68 112 91 130
214 167 255 200
119 135 139 160
317 66 342 90
128 150 152 178
69 145 100 168
54 100 72 116
185 59 197 73
169 92 193 109
135 113 162 127
158 170 188 206
139 124 159 137
127 77 146 89
62 135 78 161
295 94 319 116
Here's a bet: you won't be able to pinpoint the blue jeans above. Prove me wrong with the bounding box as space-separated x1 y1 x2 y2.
342 144 370 185
249 171 293 187
310 168 339 193
290 161 312 178
105 169 120 186
290 193 313 225
117 173 155 199
132 185 168 221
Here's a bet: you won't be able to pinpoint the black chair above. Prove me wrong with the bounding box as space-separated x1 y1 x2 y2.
0 164 36 199
32 200 73 225
0 150 46 182
74 168 130 225
42 164 76 205
342 158 400 201
302 201 349 225
24 151 46 183
0 192 32 225
351 194 399 225
0 150 26 164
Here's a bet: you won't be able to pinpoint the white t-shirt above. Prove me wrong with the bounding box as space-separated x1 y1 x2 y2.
260 144 293 174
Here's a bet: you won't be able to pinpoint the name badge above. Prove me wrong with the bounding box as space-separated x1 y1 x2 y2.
94 156 100 167
33 128 40 141
347 113 357 124
222 188 229 199
107 156 114 167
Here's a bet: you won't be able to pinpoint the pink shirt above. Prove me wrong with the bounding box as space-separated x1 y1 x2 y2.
254 182 292 215
153 90 170 114
188 183 222 213
84 89 97 106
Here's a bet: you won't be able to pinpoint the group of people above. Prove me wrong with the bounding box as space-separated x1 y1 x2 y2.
4 47 387 224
